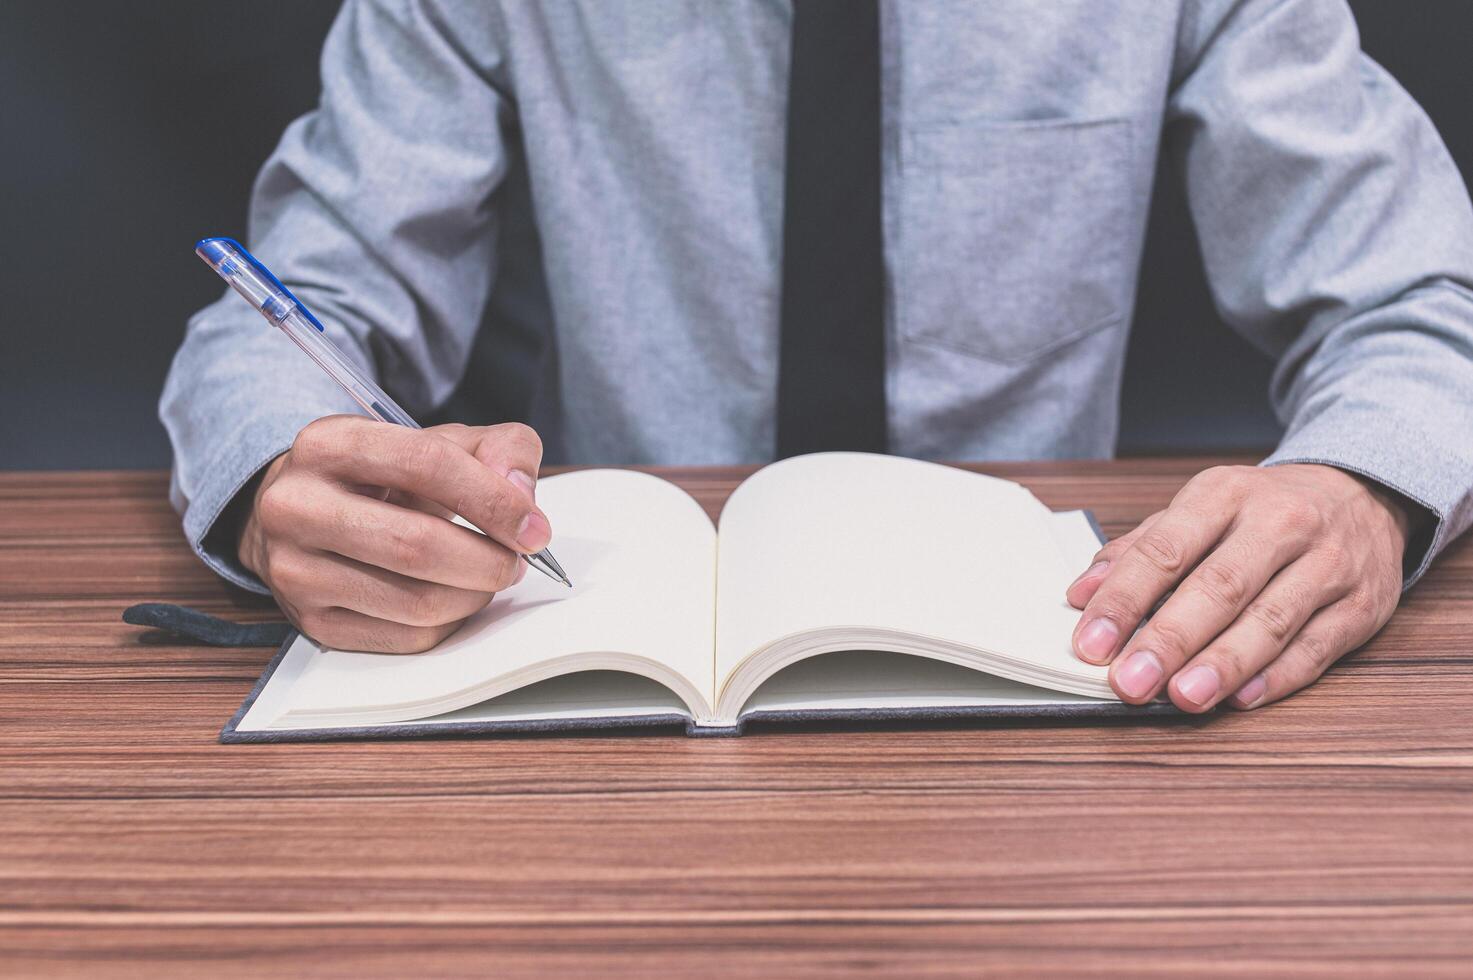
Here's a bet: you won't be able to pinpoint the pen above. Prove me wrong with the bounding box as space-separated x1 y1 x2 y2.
194 237 571 588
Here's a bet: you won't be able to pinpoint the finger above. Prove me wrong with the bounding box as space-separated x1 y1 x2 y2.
294 605 462 655
1227 590 1391 710
1104 525 1309 701
291 416 551 553
390 421 543 525
432 422 544 502
384 487 454 520
345 433 453 517
274 481 523 592
272 551 497 628
1160 558 1339 712
1066 511 1163 609
1071 499 1236 665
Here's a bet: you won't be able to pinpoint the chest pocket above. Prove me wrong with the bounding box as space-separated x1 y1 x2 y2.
895 117 1133 364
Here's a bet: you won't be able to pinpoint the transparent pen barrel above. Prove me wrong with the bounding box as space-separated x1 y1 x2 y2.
274 310 419 429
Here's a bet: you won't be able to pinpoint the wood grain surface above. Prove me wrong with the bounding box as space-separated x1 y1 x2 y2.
2 460 1471 978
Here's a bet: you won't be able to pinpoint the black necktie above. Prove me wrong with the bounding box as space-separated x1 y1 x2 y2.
775 0 887 458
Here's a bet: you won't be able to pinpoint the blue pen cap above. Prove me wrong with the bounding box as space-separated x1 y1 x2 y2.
195 237 235 268
194 236 326 331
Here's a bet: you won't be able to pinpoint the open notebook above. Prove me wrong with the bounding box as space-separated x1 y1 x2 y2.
223 453 1166 742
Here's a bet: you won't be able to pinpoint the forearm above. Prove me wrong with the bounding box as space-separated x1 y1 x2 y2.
162 1 514 590
160 298 363 592
1170 0 1473 581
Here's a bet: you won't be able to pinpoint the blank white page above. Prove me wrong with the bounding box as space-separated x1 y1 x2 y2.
273 469 718 726
714 453 1108 697
1050 509 1109 576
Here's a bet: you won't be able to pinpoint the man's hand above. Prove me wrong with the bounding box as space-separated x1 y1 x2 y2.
238 416 551 654
1067 464 1413 712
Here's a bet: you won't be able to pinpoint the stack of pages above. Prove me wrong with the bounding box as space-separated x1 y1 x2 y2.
224 453 1153 742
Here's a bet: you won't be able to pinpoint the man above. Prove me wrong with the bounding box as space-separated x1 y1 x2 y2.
162 1 1473 714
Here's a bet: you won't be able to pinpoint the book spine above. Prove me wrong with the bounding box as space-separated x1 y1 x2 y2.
685 719 745 737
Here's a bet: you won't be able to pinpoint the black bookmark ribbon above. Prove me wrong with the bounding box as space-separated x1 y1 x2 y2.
122 603 291 648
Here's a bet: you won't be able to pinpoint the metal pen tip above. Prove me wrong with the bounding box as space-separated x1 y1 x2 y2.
524 548 572 588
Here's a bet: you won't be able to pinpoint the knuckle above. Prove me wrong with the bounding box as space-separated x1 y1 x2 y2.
1084 578 1144 623
1209 645 1255 682
1193 560 1250 612
254 484 294 532
398 433 452 478
404 585 450 628
1194 465 1251 496
388 519 432 573
1143 616 1194 658
265 552 307 594
1341 589 1377 619
347 424 390 466
1247 595 1299 645
290 421 326 460
1183 467 1220 494
1271 499 1323 538
501 422 542 455
1133 529 1187 576
292 416 349 463
1292 630 1336 671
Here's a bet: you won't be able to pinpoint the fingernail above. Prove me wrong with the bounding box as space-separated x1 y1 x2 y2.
1174 664 1221 706
516 511 551 551
1232 672 1268 708
507 469 537 500
1115 650 1163 700
1069 561 1110 590
513 560 527 585
1074 617 1120 663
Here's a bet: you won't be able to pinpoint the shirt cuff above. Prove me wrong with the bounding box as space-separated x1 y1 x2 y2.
171 420 303 596
1260 408 1467 589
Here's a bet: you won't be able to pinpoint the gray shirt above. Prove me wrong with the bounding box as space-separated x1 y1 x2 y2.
162 0 1473 594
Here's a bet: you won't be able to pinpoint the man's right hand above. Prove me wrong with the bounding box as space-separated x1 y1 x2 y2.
237 416 552 653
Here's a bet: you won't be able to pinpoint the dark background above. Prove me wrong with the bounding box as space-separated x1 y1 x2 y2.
2 2 1470 470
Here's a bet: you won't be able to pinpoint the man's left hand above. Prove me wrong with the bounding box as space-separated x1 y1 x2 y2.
1067 463 1413 712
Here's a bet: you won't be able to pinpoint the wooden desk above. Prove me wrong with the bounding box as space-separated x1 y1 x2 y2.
3 460 1471 977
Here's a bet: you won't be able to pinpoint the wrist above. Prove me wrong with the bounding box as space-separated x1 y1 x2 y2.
1358 475 1414 544
1340 469 1425 546
1302 463 1437 583
237 452 289 578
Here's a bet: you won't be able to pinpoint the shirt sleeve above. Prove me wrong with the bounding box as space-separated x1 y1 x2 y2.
160 0 512 592
1169 0 1473 586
